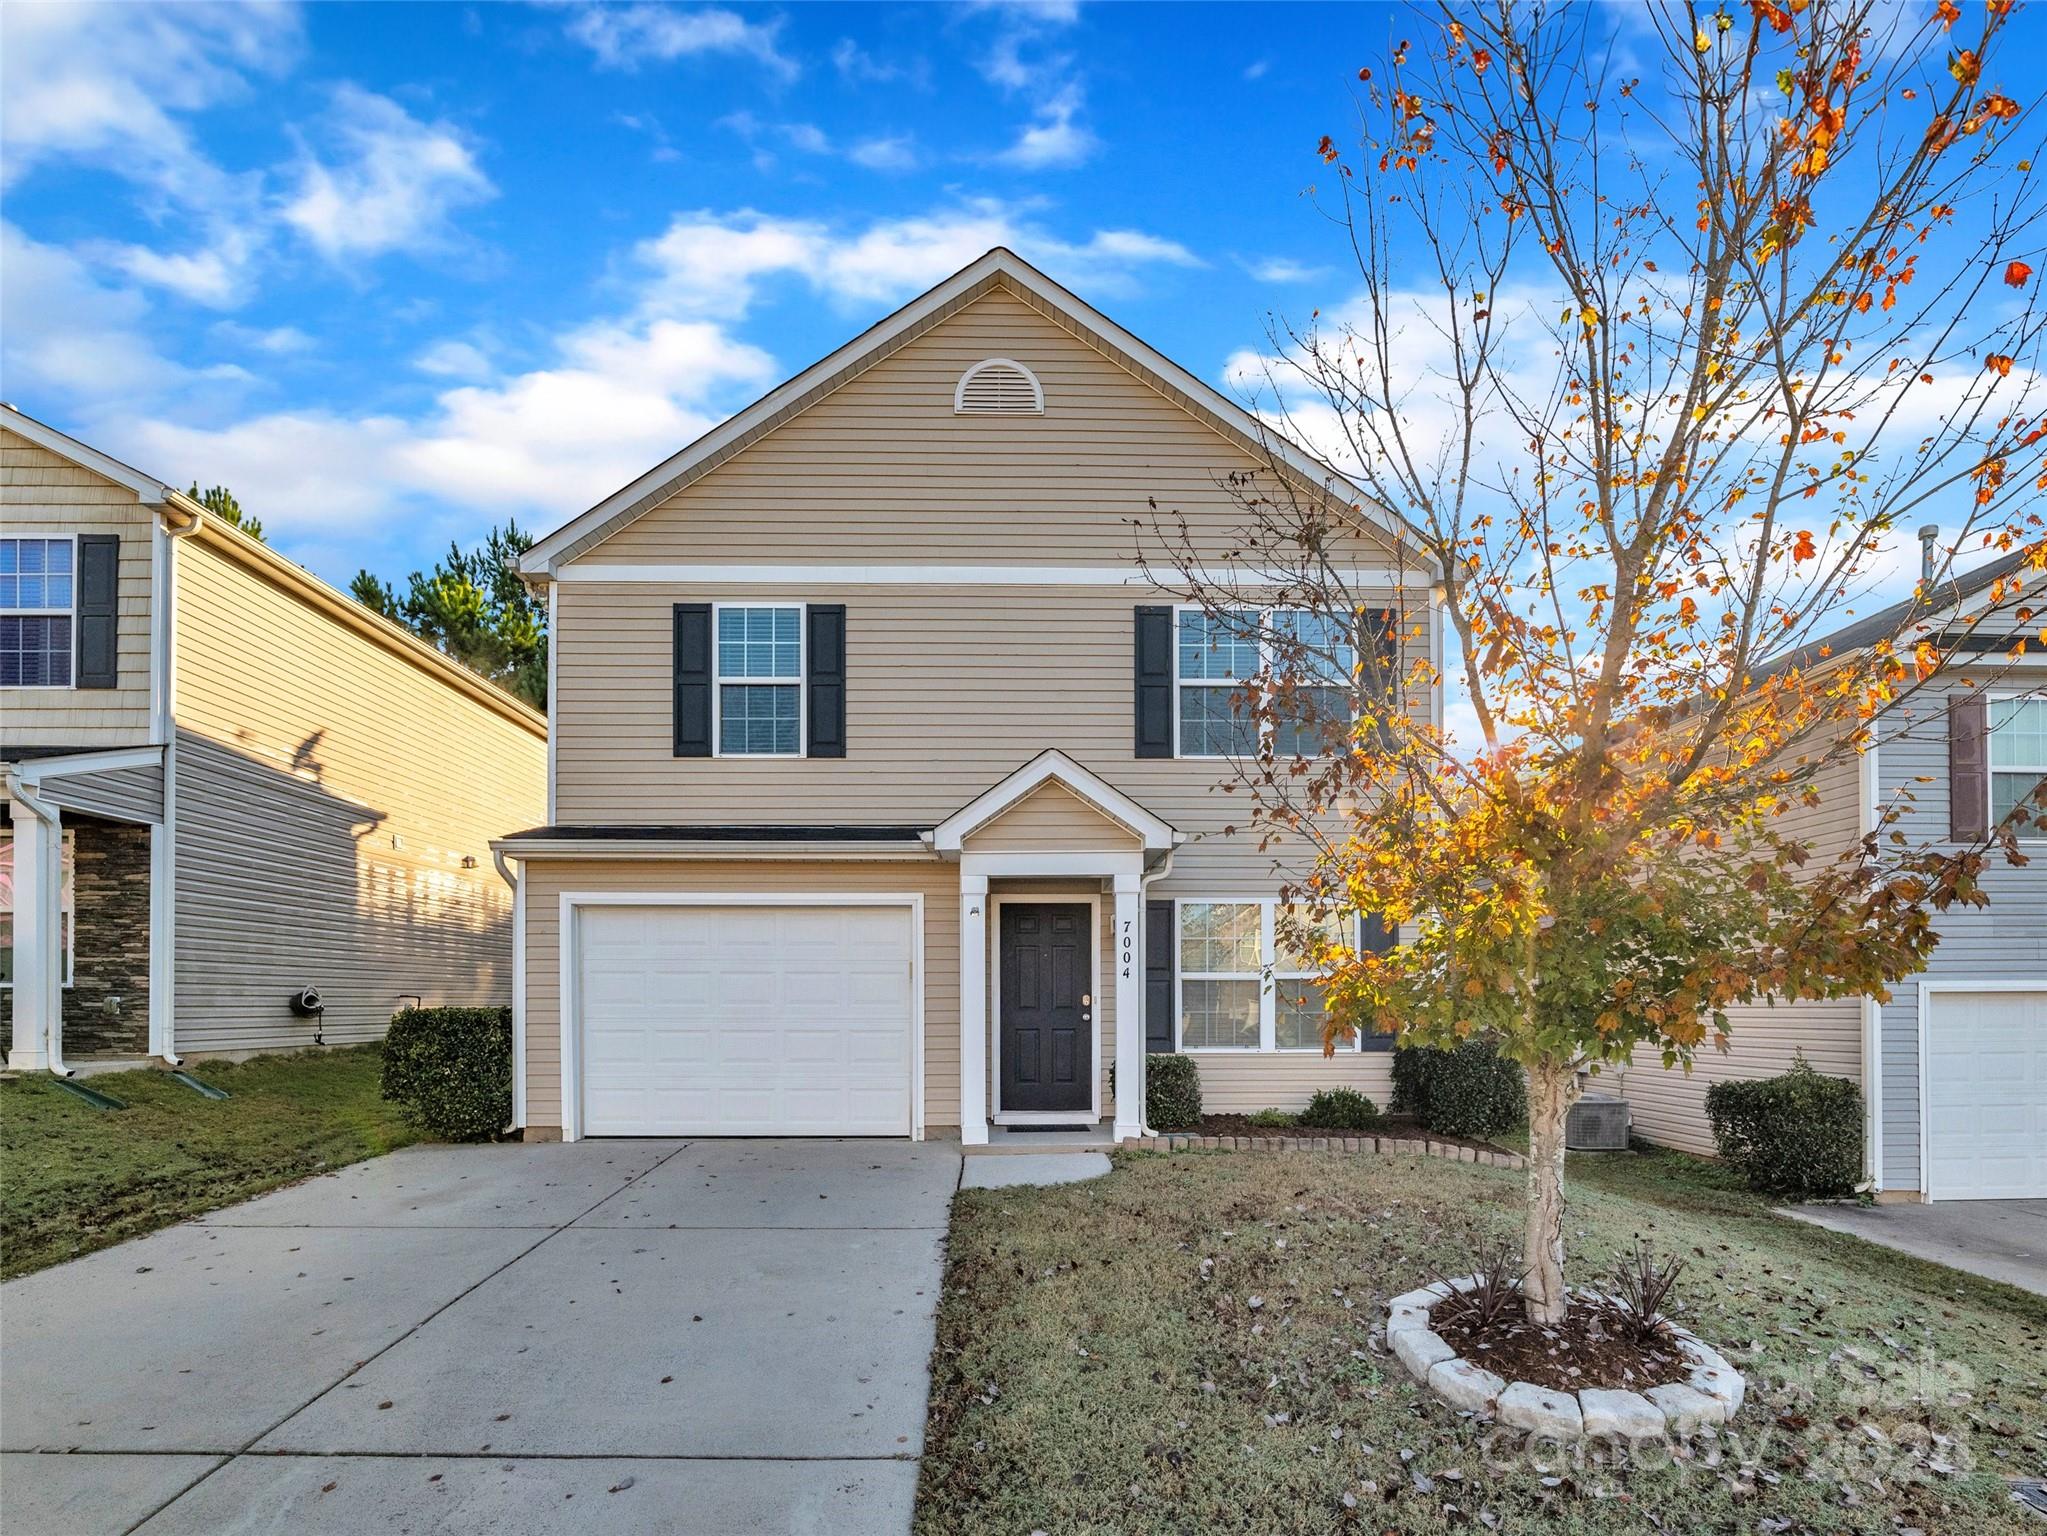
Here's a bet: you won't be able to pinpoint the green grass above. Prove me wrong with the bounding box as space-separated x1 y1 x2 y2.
919 1144 2047 1535
1 1045 421 1280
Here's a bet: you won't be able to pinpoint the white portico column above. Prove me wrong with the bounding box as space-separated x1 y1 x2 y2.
5 791 62 1072
1112 871 1145 1142
959 873 990 1145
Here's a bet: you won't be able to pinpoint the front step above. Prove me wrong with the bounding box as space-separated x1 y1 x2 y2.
968 1121 1118 1155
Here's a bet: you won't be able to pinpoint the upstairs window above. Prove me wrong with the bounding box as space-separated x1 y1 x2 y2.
1177 609 1260 758
716 605 803 756
0 538 75 688
1990 694 2047 829
1176 607 1376 760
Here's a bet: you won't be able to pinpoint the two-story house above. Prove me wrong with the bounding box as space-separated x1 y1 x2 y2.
496 248 1441 1145
2 406 546 1074
1619 550 2046 1202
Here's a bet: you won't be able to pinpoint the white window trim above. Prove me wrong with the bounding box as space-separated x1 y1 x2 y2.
1 533 79 692
1171 604 1363 762
1172 896 1364 1054
0 825 76 989
710 600 806 759
1987 688 2047 842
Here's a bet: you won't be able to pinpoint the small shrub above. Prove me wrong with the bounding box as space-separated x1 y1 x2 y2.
1603 1240 1685 1343
1391 1038 1526 1139
1430 1241 1525 1331
1145 1054 1203 1130
1705 1055 1862 1199
1247 1107 1299 1128
1298 1087 1380 1130
380 1006 512 1142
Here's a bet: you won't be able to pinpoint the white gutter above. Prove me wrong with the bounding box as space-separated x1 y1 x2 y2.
7 776 73 1077
493 848 526 1135
155 500 200 1066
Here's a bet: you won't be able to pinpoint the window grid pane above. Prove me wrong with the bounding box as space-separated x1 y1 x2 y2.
1993 770 2044 824
0 614 73 687
1181 978 1260 1050
1178 685 1256 758
0 539 75 614
1989 698 2047 768
1275 980 1329 1050
719 683 799 755
1178 611 1258 681
1179 902 1261 973
717 606 801 680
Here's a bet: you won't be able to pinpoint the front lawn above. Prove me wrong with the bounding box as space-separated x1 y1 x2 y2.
1 1045 420 1279
919 1146 2047 1535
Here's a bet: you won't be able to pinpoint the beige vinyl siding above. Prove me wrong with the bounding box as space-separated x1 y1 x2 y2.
171 535 546 1052
1619 748 1868 1156
591 290 1408 568
520 857 961 1134
1192 1050 1396 1116
0 430 156 747
555 582 1428 888
964 781 1143 853
36 761 164 823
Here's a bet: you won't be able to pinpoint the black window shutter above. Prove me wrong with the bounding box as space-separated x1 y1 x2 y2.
1134 605 1173 758
1949 693 1989 840
672 603 713 758
1357 913 1396 1049
76 534 119 689
1145 898 1176 1052
806 604 846 758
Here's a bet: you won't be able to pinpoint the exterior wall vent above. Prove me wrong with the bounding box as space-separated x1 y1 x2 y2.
954 358 1044 415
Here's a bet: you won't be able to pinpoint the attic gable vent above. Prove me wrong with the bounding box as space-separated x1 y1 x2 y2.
954 357 1044 415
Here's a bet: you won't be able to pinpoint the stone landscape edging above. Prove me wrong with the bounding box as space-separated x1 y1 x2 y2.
1384 1276 1746 1442
1134 1133 1526 1169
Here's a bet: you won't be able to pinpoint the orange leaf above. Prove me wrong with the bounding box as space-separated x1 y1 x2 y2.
2007 260 2035 288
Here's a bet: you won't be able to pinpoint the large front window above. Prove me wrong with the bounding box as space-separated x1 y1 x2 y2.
0 827 76 987
0 538 76 689
1176 898 1370 1052
1990 694 2047 829
1175 608 1370 759
715 605 802 756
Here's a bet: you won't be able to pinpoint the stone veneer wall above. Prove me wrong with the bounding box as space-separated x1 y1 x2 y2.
2 816 151 1058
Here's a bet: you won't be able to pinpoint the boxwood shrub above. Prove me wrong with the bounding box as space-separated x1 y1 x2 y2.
1145 1054 1203 1130
1298 1087 1380 1130
1705 1056 1862 1200
380 1006 512 1142
1391 1037 1526 1139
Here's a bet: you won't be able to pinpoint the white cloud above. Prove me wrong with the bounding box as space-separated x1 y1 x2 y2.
1243 60 1271 81
210 322 316 355
280 86 495 261
1243 256 1329 284
413 340 493 380
830 39 925 88
848 135 920 172
98 238 256 308
563 4 796 79
996 84 1097 170
0 223 189 400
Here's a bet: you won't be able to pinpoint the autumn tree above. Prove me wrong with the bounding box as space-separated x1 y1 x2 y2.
352 522 548 707
1150 0 2044 1325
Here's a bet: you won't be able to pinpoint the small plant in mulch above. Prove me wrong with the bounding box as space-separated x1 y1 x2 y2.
1427 1240 1692 1394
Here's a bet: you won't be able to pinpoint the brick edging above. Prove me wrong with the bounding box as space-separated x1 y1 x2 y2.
1132 1133 1525 1169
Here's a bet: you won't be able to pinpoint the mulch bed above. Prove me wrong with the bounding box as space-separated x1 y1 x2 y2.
1193 1113 1510 1156
1433 1299 1688 1394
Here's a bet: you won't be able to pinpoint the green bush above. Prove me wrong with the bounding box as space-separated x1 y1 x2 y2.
1705 1056 1862 1200
1247 1108 1299 1128
1145 1054 1203 1130
1391 1038 1526 1139
380 1006 512 1141
1298 1087 1380 1130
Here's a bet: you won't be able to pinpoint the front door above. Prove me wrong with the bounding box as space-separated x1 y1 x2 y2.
998 902 1093 1115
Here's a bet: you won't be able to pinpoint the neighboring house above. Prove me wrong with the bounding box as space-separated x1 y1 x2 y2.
1618 545 2046 1202
1 406 547 1072
495 248 1442 1144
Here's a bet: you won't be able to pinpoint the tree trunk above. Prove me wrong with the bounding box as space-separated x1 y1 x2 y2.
1522 1058 1580 1325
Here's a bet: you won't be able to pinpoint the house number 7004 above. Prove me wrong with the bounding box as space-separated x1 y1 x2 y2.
1120 918 1134 979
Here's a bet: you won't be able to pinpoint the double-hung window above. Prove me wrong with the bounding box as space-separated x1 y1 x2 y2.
0 538 76 689
1989 693 2047 831
715 605 803 756
1177 898 1368 1052
1175 607 1366 759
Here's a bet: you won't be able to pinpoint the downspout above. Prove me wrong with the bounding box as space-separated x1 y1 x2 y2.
10 776 74 1078
493 848 526 1136
154 498 203 1067
1136 846 1178 1137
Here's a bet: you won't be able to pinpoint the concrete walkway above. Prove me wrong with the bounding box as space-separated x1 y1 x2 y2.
1 1138 963 1535
1783 1198 2047 1297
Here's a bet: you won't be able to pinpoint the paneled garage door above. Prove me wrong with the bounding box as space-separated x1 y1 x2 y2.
1925 987 2047 1200
575 903 915 1137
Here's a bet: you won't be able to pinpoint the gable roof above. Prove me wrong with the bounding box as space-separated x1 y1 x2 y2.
1 403 178 504
518 247 1431 578
928 749 1180 855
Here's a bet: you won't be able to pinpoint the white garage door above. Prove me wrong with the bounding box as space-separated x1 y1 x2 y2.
1925 988 2047 1200
576 903 915 1137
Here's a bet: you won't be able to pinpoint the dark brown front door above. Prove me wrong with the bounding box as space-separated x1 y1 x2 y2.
998 902 1093 1114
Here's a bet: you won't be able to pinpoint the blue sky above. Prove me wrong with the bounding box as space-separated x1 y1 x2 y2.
1 0 1434 587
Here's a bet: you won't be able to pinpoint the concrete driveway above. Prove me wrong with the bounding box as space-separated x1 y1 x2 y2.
1 1138 961 1535
1784 1198 2047 1296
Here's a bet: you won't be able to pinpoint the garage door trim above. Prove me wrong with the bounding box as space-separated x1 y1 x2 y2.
560 891 925 1143
1918 979 2047 1201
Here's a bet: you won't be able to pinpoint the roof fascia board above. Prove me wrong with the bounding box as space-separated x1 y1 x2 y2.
931 749 1179 853
489 838 938 861
1 405 172 504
